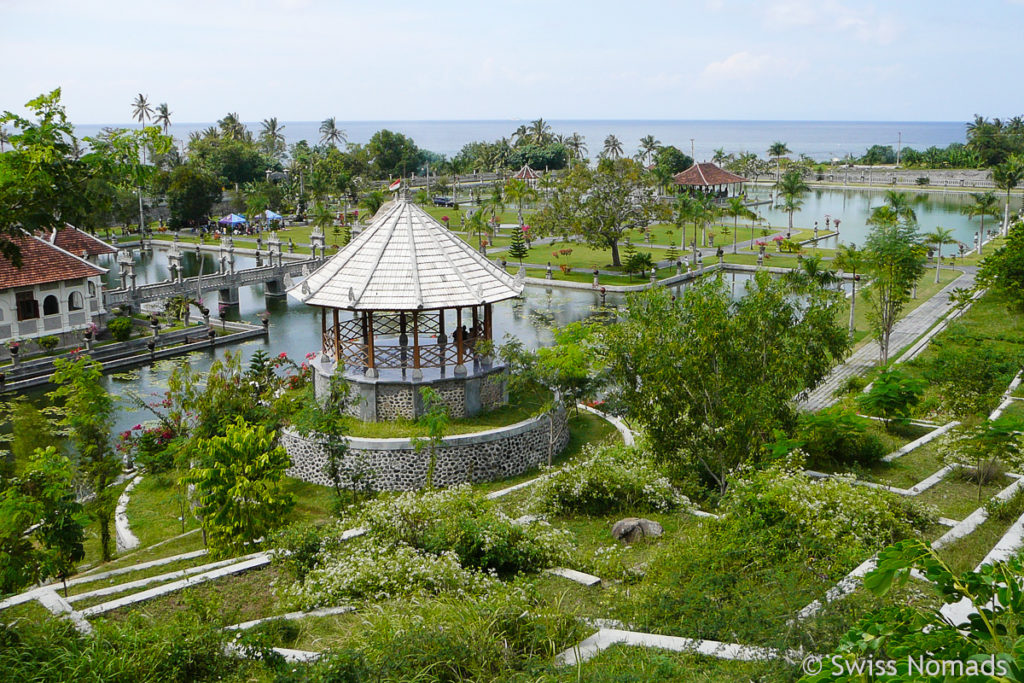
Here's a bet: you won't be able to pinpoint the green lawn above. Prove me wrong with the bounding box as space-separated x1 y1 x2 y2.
124 473 201 550
914 471 1011 520
868 441 947 489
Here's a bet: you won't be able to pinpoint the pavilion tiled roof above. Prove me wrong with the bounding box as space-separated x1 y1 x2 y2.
512 164 540 180
0 233 107 290
673 162 748 187
43 225 117 258
289 200 524 311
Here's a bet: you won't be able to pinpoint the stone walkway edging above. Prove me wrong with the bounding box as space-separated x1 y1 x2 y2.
115 475 142 552
224 605 355 632
882 421 960 462
80 552 271 617
576 403 636 446
989 371 1023 421
545 567 602 587
36 589 93 635
554 628 799 666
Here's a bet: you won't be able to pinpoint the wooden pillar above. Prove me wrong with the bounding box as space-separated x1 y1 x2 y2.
455 307 465 374
471 306 479 339
412 310 421 378
484 303 492 341
320 307 326 351
332 308 340 362
366 311 376 375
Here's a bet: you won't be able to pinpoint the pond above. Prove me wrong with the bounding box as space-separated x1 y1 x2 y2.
747 185 1021 249
24 186 997 433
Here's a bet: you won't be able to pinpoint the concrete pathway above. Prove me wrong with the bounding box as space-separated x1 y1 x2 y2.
799 269 976 411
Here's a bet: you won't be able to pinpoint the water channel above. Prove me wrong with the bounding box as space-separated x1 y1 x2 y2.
25 186 1024 433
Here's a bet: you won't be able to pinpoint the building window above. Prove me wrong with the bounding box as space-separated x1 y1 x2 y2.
88 281 97 298
43 295 59 316
68 291 84 311
16 292 39 321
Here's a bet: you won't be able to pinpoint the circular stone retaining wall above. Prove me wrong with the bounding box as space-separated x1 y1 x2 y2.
282 407 570 491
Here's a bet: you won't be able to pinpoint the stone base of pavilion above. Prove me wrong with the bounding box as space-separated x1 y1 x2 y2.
281 403 570 491
313 354 509 421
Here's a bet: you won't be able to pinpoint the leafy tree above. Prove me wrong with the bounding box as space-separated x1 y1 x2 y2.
624 247 654 281
862 214 926 363
855 367 926 429
775 170 808 232
601 273 850 495
184 417 295 557
360 189 387 217
507 225 529 265
412 387 451 489
28 446 86 595
9 398 58 472
535 158 660 266
942 417 1024 501
978 220 1024 308
784 254 839 293
289 374 359 505
503 178 536 225
49 356 117 561
802 539 1024 682
166 165 221 228
367 129 422 178
0 90 114 264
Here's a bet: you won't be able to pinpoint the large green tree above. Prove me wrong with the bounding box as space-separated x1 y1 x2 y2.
366 129 422 178
535 158 660 266
166 165 222 229
49 356 118 561
863 212 927 364
992 155 1024 236
601 273 850 494
978 219 1024 309
184 417 295 557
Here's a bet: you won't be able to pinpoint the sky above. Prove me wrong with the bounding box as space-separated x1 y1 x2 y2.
2 0 1023 124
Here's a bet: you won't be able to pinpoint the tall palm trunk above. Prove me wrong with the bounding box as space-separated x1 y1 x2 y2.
934 245 942 284
848 277 857 335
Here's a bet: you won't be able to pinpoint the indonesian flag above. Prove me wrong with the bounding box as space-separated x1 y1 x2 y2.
388 178 402 191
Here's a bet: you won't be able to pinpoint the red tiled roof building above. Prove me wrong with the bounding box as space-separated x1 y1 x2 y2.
673 162 748 196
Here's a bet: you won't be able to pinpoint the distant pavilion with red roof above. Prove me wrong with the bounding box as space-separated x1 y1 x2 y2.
673 162 748 198
0 230 111 353
511 164 540 188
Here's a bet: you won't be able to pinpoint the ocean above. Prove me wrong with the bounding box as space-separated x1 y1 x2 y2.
73 120 966 164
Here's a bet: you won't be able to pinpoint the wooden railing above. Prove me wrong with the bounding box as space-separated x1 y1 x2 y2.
321 327 482 370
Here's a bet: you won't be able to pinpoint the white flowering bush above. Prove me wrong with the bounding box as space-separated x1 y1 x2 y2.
722 454 936 550
353 485 574 576
282 537 499 608
585 543 646 583
531 443 689 516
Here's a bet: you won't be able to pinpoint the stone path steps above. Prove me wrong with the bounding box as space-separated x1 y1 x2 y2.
800 270 975 412
115 475 142 552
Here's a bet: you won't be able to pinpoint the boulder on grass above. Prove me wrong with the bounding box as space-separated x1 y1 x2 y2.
611 517 663 544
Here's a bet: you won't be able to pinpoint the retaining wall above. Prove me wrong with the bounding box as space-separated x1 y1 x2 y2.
283 407 569 491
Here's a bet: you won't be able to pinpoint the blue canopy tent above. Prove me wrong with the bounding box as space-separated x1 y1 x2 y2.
218 213 248 226
264 210 283 221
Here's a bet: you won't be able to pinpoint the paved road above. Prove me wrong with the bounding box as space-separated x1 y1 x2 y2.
799 268 976 411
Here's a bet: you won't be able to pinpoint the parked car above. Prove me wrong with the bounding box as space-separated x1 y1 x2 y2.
432 196 456 207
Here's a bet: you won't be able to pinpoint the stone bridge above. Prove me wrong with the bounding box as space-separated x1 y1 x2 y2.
105 232 328 310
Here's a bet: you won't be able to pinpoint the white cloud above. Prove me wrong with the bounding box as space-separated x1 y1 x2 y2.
698 51 795 84
763 0 900 45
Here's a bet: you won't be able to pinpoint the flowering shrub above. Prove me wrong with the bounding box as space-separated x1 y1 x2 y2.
116 421 176 472
356 485 573 575
531 444 689 516
585 543 645 583
282 537 498 608
722 455 936 550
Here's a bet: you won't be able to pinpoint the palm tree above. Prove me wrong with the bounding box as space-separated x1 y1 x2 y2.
218 113 246 141
723 196 756 254
131 93 153 127
883 190 918 225
767 141 791 182
512 124 530 145
528 118 552 144
259 118 287 159
566 132 587 167
504 178 537 226
775 170 808 232
0 127 8 153
923 226 956 284
834 244 866 334
962 191 999 254
785 254 839 292
638 135 660 166
153 103 172 134
991 156 1024 236
319 117 346 147
360 190 387 217
602 134 623 159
